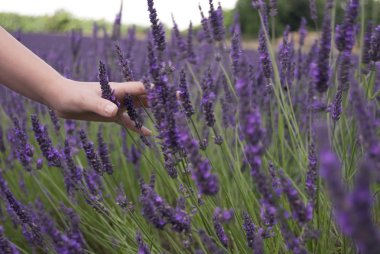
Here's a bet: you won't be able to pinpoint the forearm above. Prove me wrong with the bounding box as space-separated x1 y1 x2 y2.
0 26 64 107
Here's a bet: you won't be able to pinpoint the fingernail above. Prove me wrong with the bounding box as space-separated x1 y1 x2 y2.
105 104 117 116
141 126 152 136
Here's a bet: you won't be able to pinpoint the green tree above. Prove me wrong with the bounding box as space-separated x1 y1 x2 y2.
234 0 380 38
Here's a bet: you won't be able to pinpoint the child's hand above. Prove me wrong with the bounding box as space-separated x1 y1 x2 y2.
50 78 151 136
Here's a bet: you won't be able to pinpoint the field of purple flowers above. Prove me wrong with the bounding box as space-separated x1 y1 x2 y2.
0 0 380 253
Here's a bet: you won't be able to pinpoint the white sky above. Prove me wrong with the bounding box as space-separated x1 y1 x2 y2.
0 0 238 29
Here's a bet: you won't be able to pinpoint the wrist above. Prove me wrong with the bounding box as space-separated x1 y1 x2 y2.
44 76 73 110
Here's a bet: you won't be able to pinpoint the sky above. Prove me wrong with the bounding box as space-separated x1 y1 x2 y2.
0 0 238 29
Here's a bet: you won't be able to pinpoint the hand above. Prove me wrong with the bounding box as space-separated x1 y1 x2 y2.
49 77 151 136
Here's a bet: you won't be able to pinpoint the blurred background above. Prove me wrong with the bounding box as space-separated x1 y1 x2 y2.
0 0 379 38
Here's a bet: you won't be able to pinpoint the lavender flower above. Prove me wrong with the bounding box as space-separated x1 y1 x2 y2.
208 0 225 42
201 69 216 127
83 169 103 199
258 27 272 79
279 170 312 224
312 0 334 93
61 204 85 251
198 230 224 254
35 200 83 254
335 0 360 52
199 5 213 44
111 1 122 40
362 22 373 65
243 212 256 249
12 117 33 171
186 22 197 63
139 180 191 232
115 43 134 82
124 94 142 129
0 172 43 247
98 61 119 106
147 0 166 52
331 52 352 121
309 0 317 21
63 140 82 197
36 158 43 170
305 143 318 206
269 0 278 16
178 69 194 118
97 128 113 175
370 25 380 63
136 231 151 254
179 131 219 195
231 32 242 79
279 220 307 254
48 108 61 133
31 115 61 167
117 186 135 213
79 130 103 175
345 159 380 254
213 216 229 247
0 124 5 153
0 226 20 254
214 207 234 223
70 29 82 60
172 15 187 57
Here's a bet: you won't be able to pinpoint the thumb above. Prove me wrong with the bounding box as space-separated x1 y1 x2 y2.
89 98 119 118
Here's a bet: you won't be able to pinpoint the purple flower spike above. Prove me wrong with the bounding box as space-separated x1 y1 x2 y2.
242 212 255 245
335 0 360 52
115 43 134 82
313 0 334 94
31 115 61 168
179 131 219 196
63 140 82 198
362 22 373 65
147 0 166 52
279 170 312 224
214 207 234 223
12 117 33 171
209 0 225 42
198 230 224 254
370 25 380 63
178 69 194 118
0 124 5 154
98 61 119 107
136 231 151 254
186 22 197 63
309 0 317 21
258 27 272 79
213 216 229 247
305 143 318 207
139 179 191 232
0 226 20 254
201 69 216 128
79 129 103 175
97 128 113 175
0 172 43 247
199 5 213 44
269 0 278 16
124 94 142 129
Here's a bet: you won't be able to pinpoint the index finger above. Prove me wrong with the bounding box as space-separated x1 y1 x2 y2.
109 81 146 97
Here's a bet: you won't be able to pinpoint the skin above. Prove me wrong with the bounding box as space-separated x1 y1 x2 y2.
0 26 151 136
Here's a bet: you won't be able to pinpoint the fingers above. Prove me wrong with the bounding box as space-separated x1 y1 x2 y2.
56 110 152 136
110 81 146 98
55 111 114 122
87 97 119 118
116 112 152 136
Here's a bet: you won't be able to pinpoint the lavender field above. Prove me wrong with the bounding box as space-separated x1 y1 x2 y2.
1 0 380 253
